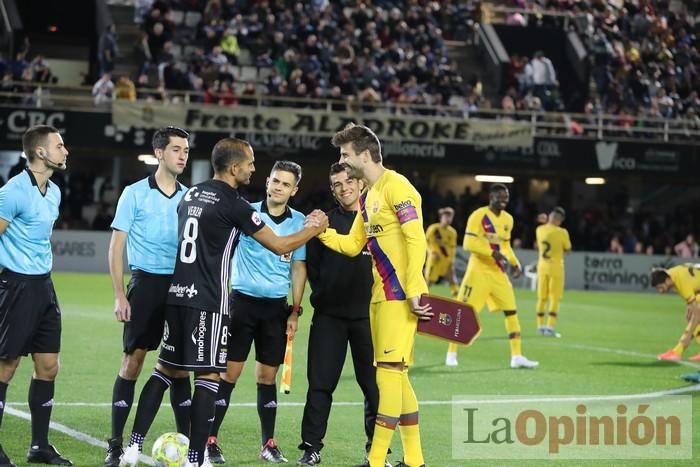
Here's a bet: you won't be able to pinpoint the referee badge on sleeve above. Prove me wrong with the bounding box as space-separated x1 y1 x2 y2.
281 252 292 263
251 211 262 226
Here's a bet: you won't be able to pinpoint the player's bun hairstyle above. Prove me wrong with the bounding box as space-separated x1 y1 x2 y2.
438 207 455 216
211 137 252 173
271 160 302 185
552 206 566 219
331 122 382 163
152 126 190 151
22 125 59 162
489 183 508 194
650 268 670 287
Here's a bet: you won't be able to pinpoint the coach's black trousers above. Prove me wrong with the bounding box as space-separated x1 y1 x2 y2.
301 313 378 451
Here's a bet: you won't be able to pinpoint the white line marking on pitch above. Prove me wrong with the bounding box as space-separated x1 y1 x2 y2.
5 406 155 466
532 341 700 369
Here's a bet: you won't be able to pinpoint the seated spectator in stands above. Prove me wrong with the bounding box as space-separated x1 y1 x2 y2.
115 75 137 101
220 29 241 65
30 55 52 83
675 234 700 257
208 46 229 67
92 72 114 105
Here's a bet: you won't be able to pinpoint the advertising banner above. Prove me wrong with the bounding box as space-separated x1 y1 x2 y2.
112 100 534 148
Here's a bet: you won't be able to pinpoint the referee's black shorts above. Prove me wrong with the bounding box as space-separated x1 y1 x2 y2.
0 270 61 360
227 291 288 367
123 270 173 353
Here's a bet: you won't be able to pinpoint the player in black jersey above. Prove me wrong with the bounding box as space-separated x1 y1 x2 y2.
120 138 328 467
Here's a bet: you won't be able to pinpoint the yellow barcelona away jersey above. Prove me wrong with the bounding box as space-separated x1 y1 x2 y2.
668 264 700 304
536 223 571 273
425 223 458 262
463 206 520 274
318 169 428 303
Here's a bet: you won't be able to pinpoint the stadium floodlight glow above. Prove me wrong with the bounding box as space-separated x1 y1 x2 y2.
137 154 159 166
474 175 514 183
585 177 606 185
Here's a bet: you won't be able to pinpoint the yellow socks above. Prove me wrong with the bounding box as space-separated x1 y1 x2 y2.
447 342 458 354
368 367 402 467
535 298 546 328
399 369 424 467
504 311 522 357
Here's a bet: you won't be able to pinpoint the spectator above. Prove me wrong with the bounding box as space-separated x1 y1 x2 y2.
115 75 137 101
92 72 114 104
98 24 119 75
674 234 700 257
609 236 624 254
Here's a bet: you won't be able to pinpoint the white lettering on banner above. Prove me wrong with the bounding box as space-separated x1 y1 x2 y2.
6 111 66 134
112 101 533 148
383 141 446 158
455 249 684 293
246 133 321 151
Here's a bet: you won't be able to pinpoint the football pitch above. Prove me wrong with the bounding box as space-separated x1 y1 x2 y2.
2 272 699 466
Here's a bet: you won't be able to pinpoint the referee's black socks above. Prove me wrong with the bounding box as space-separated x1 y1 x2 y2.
210 379 235 438
111 376 136 441
257 383 277 444
28 379 54 448
0 381 7 429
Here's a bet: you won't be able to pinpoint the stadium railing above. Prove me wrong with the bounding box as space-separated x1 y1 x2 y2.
3 80 700 144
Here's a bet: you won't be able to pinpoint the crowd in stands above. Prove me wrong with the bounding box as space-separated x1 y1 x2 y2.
501 0 700 127
95 0 480 113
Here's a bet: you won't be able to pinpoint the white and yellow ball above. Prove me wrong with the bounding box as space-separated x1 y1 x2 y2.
151 432 189 467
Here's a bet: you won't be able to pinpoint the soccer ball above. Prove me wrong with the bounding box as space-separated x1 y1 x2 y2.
151 432 189 467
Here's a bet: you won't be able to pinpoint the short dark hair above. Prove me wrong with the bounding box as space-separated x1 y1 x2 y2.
552 206 566 219
271 160 302 185
211 137 252 173
650 269 670 287
489 183 508 194
152 126 190 151
331 123 382 163
22 125 59 162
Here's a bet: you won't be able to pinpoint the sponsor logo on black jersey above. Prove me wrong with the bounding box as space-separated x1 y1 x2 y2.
169 283 199 299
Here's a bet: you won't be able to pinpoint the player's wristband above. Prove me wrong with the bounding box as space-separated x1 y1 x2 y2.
288 304 303 316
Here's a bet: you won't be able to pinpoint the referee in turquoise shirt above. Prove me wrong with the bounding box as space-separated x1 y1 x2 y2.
0 125 71 466
207 160 307 464
105 127 192 466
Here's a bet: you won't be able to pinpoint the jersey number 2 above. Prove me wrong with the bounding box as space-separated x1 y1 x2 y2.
542 240 552 259
180 217 199 264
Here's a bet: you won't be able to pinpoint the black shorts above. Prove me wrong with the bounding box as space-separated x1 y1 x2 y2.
228 291 288 367
158 305 230 372
0 270 61 360
123 271 172 353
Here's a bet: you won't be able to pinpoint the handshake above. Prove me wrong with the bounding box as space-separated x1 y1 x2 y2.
304 209 329 233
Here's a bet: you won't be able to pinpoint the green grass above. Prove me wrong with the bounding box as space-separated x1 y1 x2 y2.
2 273 700 466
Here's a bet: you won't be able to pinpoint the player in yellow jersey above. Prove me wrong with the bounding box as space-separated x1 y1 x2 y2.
535 207 571 337
446 184 539 369
651 266 700 364
314 123 430 467
424 207 459 296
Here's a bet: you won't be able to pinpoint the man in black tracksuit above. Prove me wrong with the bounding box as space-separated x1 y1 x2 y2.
297 163 378 466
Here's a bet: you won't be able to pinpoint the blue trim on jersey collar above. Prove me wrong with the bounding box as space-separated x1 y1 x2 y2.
148 174 183 199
